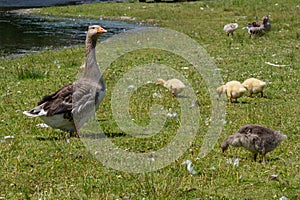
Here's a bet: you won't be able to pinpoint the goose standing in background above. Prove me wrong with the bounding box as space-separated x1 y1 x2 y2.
23 25 107 137
224 23 238 36
246 15 271 37
221 124 287 163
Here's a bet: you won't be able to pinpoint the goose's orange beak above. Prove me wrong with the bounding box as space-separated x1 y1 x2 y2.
98 26 107 33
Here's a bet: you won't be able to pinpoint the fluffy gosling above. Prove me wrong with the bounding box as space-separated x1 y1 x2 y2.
221 124 287 163
242 78 267 98
224 23 239 36
156 78 186 97
217 81 246 103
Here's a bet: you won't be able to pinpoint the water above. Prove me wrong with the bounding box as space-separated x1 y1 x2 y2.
0 11 141 57
0 0 101 8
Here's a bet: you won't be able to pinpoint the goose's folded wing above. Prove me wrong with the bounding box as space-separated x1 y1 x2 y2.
38 83 73 117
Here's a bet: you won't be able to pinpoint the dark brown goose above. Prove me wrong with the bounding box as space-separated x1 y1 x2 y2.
246 16 271 37
221 124 287 163
23 25 107 137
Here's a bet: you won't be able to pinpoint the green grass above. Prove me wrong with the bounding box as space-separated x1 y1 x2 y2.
1 0 300 199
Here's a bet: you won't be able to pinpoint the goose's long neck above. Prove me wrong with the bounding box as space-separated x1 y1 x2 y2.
83 36 105 89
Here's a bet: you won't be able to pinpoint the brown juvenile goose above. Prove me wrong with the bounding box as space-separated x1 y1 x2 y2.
23 25 107 137
221 124 287 163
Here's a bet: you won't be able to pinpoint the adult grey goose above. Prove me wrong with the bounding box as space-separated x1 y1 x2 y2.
221 124 287 163
23 25 107 137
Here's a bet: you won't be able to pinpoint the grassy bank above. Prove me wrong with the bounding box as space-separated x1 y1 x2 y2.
1 0 299 199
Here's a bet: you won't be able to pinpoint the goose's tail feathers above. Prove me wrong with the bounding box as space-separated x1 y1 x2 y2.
23 106 47 117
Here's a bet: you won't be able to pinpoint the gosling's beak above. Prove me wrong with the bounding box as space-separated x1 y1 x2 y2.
98 26 107 33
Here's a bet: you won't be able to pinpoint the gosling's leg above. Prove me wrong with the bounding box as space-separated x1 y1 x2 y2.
262 149 267 164
172 88 178 98
261 91 264 98
253 153 258 162
249 91 253 98
262 154 266 164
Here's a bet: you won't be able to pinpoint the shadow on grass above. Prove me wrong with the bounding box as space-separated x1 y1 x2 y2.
35 132 127 141
80 132 127 139
35 136 65 141
229 100 248 104
223 154 282 163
